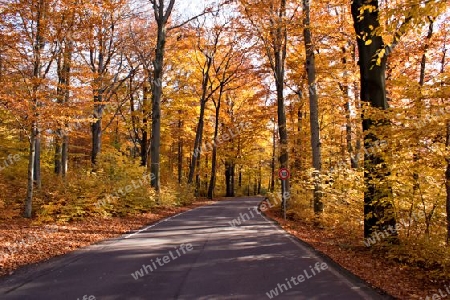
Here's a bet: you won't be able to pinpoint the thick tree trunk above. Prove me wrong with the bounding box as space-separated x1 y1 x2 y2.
303 0 322 214
275 1 290 212
150 28 165 193
149 0 175 194
225 161 235 197
351 0 397 239
91 95 103 165
25 0 45 216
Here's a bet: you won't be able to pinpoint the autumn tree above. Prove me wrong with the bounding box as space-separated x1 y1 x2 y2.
239 0 293 210
302 0 322 214
206 24 250 199
351 0 447 238
77 0 134 165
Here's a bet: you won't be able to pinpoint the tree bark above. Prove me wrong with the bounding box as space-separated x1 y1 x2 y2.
446 121 450 244
188 42 215 184
177 110 183 184
270 120 276 192
208 97 221 199
34 136 41 189
295 98 303 171
351 0 397 238
91 93 103 165
150 0 176 194
141 83 150 167
55 38 72 177
273 0 290 211
25 124 37 218
25 0 46 217
303 0 322 214
225 161 235 197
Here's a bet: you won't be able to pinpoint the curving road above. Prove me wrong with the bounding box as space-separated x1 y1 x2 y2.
0 197 391 300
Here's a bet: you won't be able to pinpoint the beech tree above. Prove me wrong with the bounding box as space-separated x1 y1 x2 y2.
351 0 447 238
239 0 292 209
302 0 322 214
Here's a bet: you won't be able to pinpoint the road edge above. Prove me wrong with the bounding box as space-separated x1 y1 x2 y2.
258 201 396 300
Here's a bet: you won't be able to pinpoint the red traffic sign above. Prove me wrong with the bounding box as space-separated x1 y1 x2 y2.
278 168 290 180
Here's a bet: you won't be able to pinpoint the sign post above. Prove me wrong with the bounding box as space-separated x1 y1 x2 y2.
278 168 290 220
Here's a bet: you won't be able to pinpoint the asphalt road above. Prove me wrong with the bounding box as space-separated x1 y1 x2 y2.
0 197 390 300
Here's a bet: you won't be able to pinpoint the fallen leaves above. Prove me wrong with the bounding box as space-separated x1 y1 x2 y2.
264 209 439 300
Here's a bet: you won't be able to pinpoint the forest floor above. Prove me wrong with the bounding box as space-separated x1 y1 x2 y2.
264 209 445 300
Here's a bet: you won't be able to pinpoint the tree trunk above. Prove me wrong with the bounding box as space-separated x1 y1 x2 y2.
141 83 150 167
275 0 290 212
91 37 104 166
419 18 434 87
61 134 68 176
195 153 201 196
270 120 276 192
188 100 207 184
55 38 72 177
188 54 213 184
55 138 62 175
34 135 41 189
239 166 242 187
353 80 362 168
258 160 262 194
439 34 449 244
177 111 183 184
345 99 356 168
25 0 45 216
25 124 37 218
351 0 397 239
303 0 322 214
150 0 176 194
340 46 355 168
444 123 450 235
225 161 235 197
91 94 103 165
150 28 165 193
295 100 303 171
208 98 221 199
